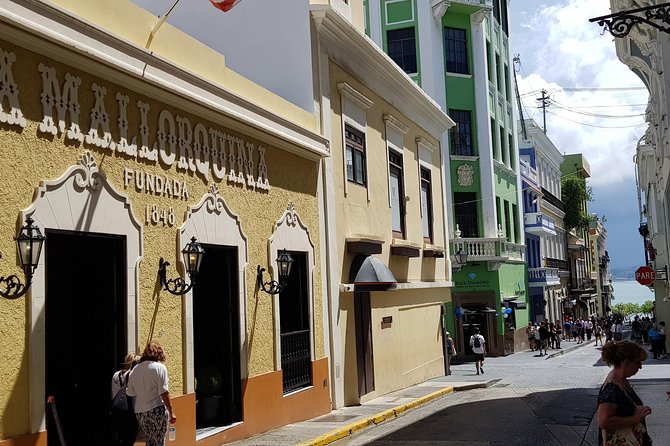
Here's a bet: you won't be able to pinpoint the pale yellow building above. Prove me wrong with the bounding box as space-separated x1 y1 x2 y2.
0 1 331 444
311 6 456 406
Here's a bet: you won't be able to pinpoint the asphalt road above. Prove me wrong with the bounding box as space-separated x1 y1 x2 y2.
333 341 670 446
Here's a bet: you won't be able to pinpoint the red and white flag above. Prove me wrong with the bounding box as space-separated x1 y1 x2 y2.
209 0 242 12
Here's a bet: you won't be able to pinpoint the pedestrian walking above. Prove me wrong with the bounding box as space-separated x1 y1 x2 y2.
126 342 177 446
538 322 549 356
613 319 624 342
598 341 653 446
585 318 594 341
575 318 584 344
554 320 562 349
648 323 662 360
469 328 486 375
564 319 572 342
111 353 140 446
594 322 603 347
526 322 536 351
659 321 667 359
445 331 457 375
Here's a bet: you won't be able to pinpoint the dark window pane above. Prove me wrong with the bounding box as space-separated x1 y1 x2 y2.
449 109 473 156
345 125 367 186
454 192 479 237
445 27 468 74
387 28 417 74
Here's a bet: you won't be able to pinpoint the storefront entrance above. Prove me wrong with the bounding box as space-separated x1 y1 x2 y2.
45 230 126 445
193 244 242 430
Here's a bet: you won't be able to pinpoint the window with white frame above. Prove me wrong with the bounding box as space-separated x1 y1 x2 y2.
338 83 373 198
420 167 433 242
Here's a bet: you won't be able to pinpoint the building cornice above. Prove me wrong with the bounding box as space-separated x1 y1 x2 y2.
311 6 455 137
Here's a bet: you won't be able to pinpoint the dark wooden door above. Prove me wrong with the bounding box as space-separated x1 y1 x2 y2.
45 230 126 446
354 291 374 396
193 245 241 428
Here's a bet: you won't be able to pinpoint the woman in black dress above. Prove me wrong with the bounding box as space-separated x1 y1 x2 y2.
598 341 652 446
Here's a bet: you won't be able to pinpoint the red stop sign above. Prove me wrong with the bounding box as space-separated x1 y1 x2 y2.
635 266 656 286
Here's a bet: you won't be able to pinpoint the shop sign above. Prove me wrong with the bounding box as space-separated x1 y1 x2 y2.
0 49 273 190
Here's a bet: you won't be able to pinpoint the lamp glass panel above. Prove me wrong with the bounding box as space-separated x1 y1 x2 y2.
16 222 44 269
182 238 205 275
276 250 293 279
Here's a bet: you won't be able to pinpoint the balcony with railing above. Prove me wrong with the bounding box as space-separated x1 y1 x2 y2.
520 159 538 184
524 212 557 236
451 236 525 271
546 257 569 271
567 231 585 250
528 267 560 288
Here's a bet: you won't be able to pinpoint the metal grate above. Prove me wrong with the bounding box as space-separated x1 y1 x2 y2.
281 329 312 394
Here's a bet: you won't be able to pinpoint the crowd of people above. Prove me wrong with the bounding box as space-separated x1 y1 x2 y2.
525 315 668 359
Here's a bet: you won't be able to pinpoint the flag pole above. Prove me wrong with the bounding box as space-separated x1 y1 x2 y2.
150 0 182 37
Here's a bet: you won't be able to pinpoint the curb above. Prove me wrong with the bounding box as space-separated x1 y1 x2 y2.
298 380 495 446
545 338 595 360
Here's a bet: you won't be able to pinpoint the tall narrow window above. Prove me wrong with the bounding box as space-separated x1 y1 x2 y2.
387 27 417 74
445 27 468 75
389 150 405 238
454 192 479 237
504 200 511 241
420 167 433 242
449 109 473 156
345 125 367 186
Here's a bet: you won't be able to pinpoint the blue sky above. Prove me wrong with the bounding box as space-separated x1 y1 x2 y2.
509 0 649 269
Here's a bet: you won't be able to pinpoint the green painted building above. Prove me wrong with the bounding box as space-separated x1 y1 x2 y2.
365 0 528 355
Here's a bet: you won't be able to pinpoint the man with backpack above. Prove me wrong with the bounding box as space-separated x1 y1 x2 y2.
470 327 486 375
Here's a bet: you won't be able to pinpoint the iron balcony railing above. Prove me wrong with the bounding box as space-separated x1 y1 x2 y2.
528 267 561 287
280 329 311 394
546 257 569 270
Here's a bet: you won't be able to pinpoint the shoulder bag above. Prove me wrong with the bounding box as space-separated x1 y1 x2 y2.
601 380 652 446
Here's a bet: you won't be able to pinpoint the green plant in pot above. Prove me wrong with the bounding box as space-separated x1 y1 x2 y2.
195 366 224 428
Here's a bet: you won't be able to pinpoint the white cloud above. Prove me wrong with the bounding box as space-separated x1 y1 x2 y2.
512 0 648 188
510 0 648 268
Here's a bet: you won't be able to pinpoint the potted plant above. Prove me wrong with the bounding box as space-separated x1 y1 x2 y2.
195 366 224 428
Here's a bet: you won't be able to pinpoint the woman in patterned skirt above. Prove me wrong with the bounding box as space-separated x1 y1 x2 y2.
126 342 176 446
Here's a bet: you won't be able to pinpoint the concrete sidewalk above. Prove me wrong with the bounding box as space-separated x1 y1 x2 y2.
231 338 596 446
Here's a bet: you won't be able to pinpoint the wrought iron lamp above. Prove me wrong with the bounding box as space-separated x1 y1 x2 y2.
257 249 294 295
0 217 45 300
452 248 469 272
158 237 205 295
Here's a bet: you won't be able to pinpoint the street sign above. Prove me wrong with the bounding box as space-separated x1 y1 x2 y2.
635 266 656 286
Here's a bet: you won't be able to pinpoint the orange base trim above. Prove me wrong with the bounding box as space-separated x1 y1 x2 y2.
197 357 331 445
1 359 330 446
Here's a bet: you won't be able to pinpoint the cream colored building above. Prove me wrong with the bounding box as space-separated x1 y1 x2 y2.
0 1 332 444
311 6 456 406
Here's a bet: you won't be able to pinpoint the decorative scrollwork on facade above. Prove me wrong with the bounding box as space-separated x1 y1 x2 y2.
285 202 298 227
204 184 225 215
74 151 101 190
590 3 670 38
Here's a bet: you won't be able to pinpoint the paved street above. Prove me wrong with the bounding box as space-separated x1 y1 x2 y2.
333 340 670 446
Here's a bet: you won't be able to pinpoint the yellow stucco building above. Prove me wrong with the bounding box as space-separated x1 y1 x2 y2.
0 1 331 444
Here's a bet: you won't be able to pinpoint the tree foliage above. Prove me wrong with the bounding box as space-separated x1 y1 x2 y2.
561 175 593 231
611 300 655 317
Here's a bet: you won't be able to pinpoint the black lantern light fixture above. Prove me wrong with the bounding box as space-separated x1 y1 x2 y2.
0 217 45 300
158 237 205 295
452 248 469 272
257 249 294 295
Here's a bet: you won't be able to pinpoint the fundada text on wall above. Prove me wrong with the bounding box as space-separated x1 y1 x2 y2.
0 46 273 193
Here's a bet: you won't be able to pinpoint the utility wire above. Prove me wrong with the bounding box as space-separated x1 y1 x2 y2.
546 110 646 128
